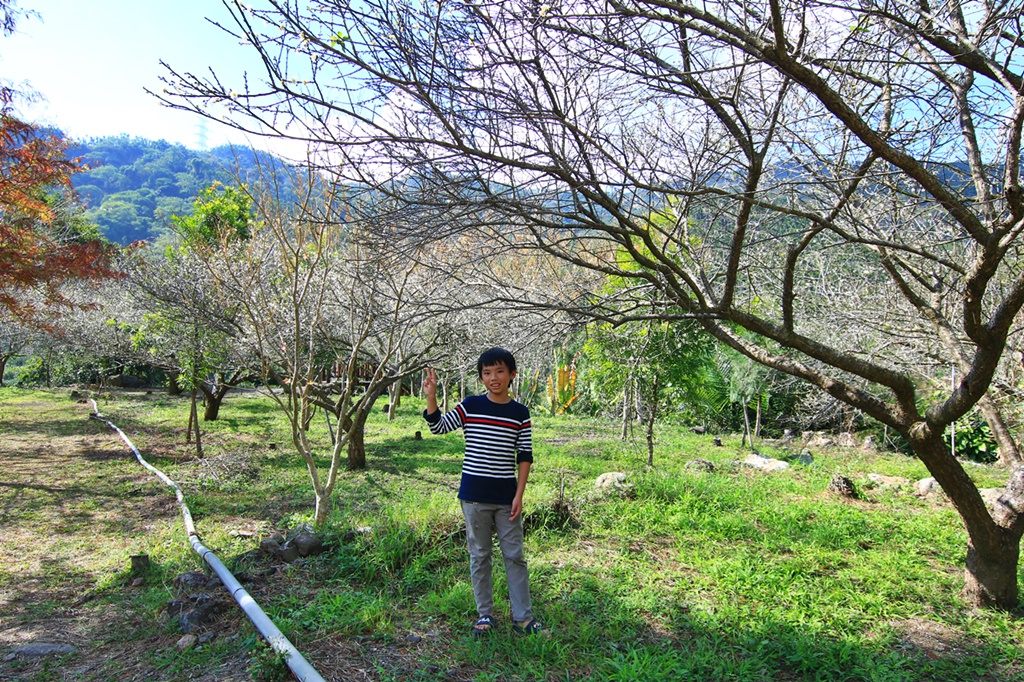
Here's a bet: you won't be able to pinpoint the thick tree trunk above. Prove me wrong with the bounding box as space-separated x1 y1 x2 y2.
964 536 1020 608
347 387 389 470
204 396 222 422
347 422 366 470
168 370 183 396
200 383 230 421
977 394 1021 467
0 356 7 387
908 425 1022 608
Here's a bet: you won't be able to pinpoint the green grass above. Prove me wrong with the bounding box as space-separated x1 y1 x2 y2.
2 386 1022 681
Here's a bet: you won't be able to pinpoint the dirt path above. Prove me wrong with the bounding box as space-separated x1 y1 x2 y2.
0 392 254 681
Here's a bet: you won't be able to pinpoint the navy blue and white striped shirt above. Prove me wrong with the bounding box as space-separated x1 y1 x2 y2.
424 394 533 505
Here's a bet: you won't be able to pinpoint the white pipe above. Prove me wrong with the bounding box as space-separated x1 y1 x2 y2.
91 401 326 682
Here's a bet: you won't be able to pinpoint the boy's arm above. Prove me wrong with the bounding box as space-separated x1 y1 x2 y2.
510 461 530 521
423 368 438 415
421 367 464 434
510 409 533 521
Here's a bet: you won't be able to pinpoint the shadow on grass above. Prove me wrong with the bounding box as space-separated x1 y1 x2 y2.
8 391 1017 681
629 571 1007 678
364 433 463 472
0 548 229 682
0 415 110 438
233 513 1020 682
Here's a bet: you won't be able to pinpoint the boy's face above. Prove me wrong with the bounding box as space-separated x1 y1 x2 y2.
480 362 516 400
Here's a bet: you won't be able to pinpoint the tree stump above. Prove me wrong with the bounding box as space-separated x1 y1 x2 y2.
130 554 151 574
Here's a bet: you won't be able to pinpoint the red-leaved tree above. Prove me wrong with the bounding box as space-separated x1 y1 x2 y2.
0 0 119 324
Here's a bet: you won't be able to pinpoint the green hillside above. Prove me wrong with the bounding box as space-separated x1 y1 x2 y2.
67 136 282 244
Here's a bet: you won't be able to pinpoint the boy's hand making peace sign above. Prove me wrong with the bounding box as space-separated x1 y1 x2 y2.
422 368 439 414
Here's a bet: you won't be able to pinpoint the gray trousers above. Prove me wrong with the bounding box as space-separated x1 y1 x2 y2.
460 500 534 623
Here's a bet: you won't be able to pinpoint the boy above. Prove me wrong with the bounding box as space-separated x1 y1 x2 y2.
421 347 543 636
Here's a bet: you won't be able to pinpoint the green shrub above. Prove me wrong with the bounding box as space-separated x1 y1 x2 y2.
946 419 998 463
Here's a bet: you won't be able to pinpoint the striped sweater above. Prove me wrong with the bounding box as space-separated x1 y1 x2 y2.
424 394 533 505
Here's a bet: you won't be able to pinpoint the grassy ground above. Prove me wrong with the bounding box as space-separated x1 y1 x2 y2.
0 386 1021 681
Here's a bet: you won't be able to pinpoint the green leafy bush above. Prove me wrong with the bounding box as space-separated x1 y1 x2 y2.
946 419 998 463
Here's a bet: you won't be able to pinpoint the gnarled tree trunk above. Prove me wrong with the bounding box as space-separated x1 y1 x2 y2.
908 425 1024 608
347 418 367 470
347 385 389 470
168 370 183 396
964 536 1020 607
199 382 231 421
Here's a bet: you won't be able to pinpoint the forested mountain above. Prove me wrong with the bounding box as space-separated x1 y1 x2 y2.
67 136 282 244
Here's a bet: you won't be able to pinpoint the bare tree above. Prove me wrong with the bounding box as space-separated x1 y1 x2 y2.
188 169 450 525
41 282 153 386
162 0 1024 606
0 316 33 386
124 243 256 461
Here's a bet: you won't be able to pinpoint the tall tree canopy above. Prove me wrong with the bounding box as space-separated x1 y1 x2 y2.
0 0 118 323
164 0 1024 607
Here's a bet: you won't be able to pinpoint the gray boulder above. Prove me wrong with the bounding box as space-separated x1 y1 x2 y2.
827 474 858 499
783 449 814 465
4 643 77 659
866 474 911 489
685 458 715 472
594 472 631 496
260 532 286 554
176 634 198 652
174 571 215 589
275 543 301 563
291 531 324 557
836 433 857 448
804 432 835 448
265 525 326 562
179 594 229 633
742 454 789 473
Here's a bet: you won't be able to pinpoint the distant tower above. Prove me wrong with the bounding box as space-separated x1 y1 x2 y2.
195 120 209 151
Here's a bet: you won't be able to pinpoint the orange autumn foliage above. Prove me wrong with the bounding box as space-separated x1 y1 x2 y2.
0 113 121 323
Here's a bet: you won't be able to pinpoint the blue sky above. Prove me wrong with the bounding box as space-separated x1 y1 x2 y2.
1 0 268 150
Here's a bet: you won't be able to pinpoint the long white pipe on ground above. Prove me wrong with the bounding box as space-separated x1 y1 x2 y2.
91 402 327 682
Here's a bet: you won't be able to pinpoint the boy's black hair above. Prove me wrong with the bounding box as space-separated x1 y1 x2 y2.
477 347 517 377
